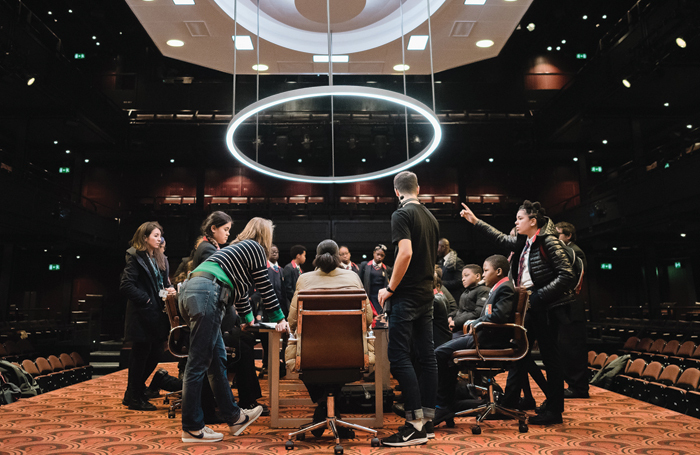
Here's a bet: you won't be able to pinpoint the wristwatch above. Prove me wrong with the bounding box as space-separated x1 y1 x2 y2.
385 285 395 294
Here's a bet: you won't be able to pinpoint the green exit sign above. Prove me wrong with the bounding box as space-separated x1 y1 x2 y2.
59 167 71 173
591 166 603 173
576 53 587 59
600 263 612 270
675 262 682 269
74 53 86 59
49 264 61 271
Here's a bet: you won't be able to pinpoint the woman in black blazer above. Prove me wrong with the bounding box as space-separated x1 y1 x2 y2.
120 221 176 410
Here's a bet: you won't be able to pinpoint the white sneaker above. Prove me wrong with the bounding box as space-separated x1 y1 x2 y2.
181 426 224 443
229 405 263 436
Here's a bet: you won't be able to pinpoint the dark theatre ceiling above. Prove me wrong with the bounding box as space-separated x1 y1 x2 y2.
1 0 700 259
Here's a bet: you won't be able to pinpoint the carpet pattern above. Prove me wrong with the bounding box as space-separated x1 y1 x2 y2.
1 363 699 454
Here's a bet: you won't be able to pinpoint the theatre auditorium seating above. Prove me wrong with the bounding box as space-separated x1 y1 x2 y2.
13 352 93 394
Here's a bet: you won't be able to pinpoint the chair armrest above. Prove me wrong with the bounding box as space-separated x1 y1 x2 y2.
467 322 528 361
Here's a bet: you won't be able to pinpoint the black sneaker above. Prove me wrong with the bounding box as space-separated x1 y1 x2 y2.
424 421 435 439
381 423 428 447
529 410 563 426
432 407 455 427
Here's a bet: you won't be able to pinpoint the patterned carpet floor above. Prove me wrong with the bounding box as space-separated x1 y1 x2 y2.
1 363 700 454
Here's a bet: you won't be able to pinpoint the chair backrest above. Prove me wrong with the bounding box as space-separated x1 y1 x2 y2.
635 338 654 352
0 344 7 356
691 345 700 359
21 359 40 377
164 294 189 358
641 361 664 381
675 368 700 391
660 339 680 356
70 352 86 367
647 339 667 354
676 341 696 358
588 351 598 366
35 357 53 375
622 336 640 351
657 364 681 386
47 355 64 372
592 353 608 369
164 294 181 329
626 358 647 378
604 354 619 367
295 289 368 372
59 353 75 369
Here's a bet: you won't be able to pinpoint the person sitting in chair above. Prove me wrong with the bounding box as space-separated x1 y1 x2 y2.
432 254 517 426
285 239 375 437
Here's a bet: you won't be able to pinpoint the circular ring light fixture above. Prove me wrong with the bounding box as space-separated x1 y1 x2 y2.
226 85 442 184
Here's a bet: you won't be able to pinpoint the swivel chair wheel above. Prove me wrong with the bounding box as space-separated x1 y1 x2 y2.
446 418 455 428
168 411 175 419
296 432 305 441
519 422 528 433
371 437 380 447
285 440 294 450
471 425 481 435
334 444 343 454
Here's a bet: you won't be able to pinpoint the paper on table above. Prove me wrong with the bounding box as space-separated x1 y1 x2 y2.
257 322 277 329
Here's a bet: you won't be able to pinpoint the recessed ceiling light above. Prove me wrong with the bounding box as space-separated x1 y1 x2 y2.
231 35 254 50
44 249 47 253
313 55 349 63
96 42 100 46
252 64 268 71
68 9 72 13
612 247 618 251
27 77 35 86
488 158 494 162
170 159 175 163
84 159 89 163
65 150 70 154
556 46 561 51
393 64 410 71
664 102 670 107
573 157 579 162
407 35 429 50
547 46 552 51
676 37 687 48
681 233 687 237
48 11 52 15
582 15 588 20
92 36 96 40
504 0 517 2
602 139 608 144
367 80 377 84
622 79 631 88
167 39 185 47
54 140 58 144
76 256 80 259
425 158 431 163
361 158 366 163
602 15 607 19
464 0 486 4
298 158 303 163
526 23 535 32
173 0 195 4
476 40 494 48
687 124 693 129
561 39 566 44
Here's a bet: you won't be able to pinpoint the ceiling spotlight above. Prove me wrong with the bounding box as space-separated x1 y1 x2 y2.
488 158 494 163
573 157 579 162
556 46 561 51
84 159 89 163
231 35 254 50
476 40 494 48
687 125 693 129
170 159 175 163
366 80 377 84
54 140 58 144
547 46 552 51
602 15 607 19
393 64 410 71
76 256 80 259
561 39 567 44
92 36 96 40
96 42 100 46
252 64 268 71
681 233 687 237
602 140 608 144
664 102 670 107
27 77 36 86
297 158 303 163
167 39 185 47
48 11 52 15
361 158 366 163
582 15 588 20
65 150 70 154
68 9 72 13
526 23 535 32
612 247 618 251
622 79 631 88
676 37 687 48
425 159 431 163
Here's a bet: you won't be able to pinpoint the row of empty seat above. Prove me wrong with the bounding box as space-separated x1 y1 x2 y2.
0 339 36 362
619 337 700 369
588 318 700 343
20 352 93 392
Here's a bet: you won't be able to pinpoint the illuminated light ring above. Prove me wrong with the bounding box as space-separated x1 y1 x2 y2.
226 85 441 184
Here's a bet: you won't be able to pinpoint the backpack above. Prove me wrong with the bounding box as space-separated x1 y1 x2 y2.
0 371 22 405
539 240 585 294
0 360 41 398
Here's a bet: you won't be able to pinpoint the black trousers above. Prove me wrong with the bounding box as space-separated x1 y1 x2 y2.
127 341 162 396
503 308 565 414
560 319 589 394
227 332 262 406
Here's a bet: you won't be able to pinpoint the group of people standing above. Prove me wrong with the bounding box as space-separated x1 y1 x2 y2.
118 169 588 447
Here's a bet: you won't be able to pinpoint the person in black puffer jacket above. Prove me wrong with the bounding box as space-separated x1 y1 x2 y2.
459 200 576 426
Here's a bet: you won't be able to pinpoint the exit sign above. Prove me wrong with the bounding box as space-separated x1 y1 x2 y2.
600 263 612 270
49 264 61 271
576 53 587 59
675 262 682 269
591 166 603 173
59 167 71 173
74 53 86 59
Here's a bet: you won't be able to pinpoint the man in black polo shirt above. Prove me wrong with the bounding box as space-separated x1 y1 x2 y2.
378 171 440 447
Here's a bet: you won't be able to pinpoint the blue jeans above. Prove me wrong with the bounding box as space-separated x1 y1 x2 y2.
388 297 437 421
179 276 240 431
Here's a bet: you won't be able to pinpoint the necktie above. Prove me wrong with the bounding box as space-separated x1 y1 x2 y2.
516 241 531 286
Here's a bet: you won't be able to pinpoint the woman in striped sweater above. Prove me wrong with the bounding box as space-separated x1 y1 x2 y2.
178 217 289 443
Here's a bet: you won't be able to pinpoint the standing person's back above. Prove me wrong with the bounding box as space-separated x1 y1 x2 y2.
378 171 439 447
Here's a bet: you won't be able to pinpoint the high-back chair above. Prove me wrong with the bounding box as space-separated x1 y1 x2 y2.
449 286 531 435
285 289 379 453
